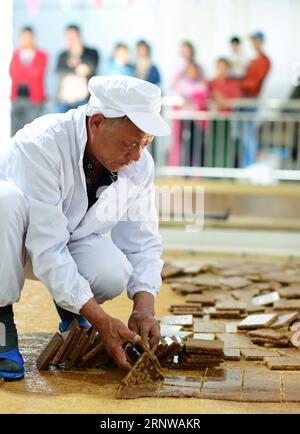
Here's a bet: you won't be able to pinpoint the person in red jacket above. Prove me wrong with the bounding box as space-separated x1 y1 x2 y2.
240 31 271 97
9 27 48 135
239 32 271 166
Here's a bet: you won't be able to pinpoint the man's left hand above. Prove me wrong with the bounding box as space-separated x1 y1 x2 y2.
128 309 160 352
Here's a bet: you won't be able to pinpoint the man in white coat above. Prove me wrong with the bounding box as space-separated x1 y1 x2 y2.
0 75 170 380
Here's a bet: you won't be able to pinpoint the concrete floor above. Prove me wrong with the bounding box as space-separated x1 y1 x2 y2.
1 251 300 414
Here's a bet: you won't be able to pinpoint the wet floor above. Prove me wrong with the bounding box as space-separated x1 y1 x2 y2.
1 253 300 414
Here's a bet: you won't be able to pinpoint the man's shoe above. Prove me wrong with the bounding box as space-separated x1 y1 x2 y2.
59 319 91 333
0 348 25 381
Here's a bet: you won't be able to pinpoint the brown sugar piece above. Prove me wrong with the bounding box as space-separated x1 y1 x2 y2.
155 337 183 365
160 315 193 326
270 312 300 329
36 332 63 371
216 333 254 349
220 277 252 289
192 275 222 289
61 327 82 363
251 337 289 347
169 303 203 316
282 373 300 402
171 283 204 295
273 299 300 311
241 348 279 361
182 264 203 275
201 368 243 401
66 327 89 366
224 348 240 361
260 272 300 284
185 338 224 356
264 356 300 370
161 263 183 279
121 351 164 387
251 291 280 306
186 294 216 306
215 301 247 312
237 313 277 330
248 328 287 341
193 321 225 334
75 328 98 367
279 285 300 299
51 319 79 365
245 304 266 314
81 341 105 366
242 370 281 402
210 310 246 320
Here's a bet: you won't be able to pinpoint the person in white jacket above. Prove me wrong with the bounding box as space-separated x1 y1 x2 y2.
0 75 170 380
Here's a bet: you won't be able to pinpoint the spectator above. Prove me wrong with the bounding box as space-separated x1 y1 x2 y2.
56 24 99 112
173 62 207 105
240 31 271 97
9 26 48 136
104 43 135 77
169 62 208 167
209 58 241 111
209 58 241 167
135 40 160 85
239 32 271 166
229 36 248 79
172 41 204 89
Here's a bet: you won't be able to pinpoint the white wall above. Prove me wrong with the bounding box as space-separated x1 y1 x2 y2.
10 0 300 102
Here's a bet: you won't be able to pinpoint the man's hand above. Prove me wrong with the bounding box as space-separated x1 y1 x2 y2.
80 298 139 371
128 292 160 352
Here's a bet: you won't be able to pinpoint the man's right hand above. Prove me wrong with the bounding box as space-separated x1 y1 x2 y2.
80 298 139 371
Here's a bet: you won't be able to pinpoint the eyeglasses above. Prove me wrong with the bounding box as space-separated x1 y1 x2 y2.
121 137 154 153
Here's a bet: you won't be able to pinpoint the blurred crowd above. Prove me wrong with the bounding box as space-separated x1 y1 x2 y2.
10 24 286 168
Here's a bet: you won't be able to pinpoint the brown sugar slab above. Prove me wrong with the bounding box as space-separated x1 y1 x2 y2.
242 370 281 402
282 373 300 402
161 263 183 279
185 338 224 355
36 332 63 371
279 285 300 299
193 321 225 334
160 315 193 326
241 348 279 361
270 312 299 329
186 294 216 306
216 333 255 349
248 328 287 341
274 299 300 311
237 313 277 330
201 368 243 401
51 320 79 365
220 277 252 289
264 356 300 370
224 348 241 361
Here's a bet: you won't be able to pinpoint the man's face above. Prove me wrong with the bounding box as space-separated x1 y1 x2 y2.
87 115 154 172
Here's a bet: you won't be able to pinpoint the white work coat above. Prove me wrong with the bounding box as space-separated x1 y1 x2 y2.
0 105 163 313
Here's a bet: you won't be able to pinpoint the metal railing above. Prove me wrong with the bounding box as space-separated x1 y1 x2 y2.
152 98 300 182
